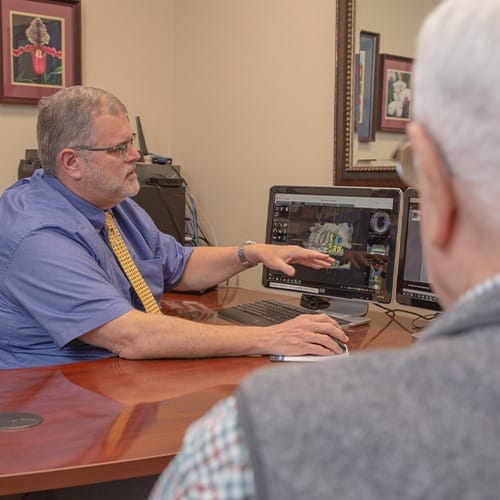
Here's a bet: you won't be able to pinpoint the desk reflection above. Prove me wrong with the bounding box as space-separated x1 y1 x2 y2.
0 287 413 495
0 356 268 481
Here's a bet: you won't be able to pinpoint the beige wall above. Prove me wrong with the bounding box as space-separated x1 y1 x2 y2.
171 0 336 289
0 0 435 288
0 0 335 292
0 1 440 292
354 0 441 162
0 2 437 293
0 0 175 192
82 0 175 156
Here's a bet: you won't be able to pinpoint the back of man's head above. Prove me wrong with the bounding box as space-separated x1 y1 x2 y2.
414 0 500 220
37 86 127 176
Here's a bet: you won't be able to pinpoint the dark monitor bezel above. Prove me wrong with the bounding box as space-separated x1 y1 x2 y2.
262 184 402 305
396 187 441 311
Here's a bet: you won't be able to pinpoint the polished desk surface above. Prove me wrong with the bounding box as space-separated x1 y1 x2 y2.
0 287 414 495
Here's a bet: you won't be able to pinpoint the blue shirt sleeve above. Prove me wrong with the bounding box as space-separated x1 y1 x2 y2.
2 228 133 348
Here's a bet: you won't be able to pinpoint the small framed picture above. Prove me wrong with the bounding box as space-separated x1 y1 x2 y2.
0 0 81 104
356 31 379 142
378 54 413 133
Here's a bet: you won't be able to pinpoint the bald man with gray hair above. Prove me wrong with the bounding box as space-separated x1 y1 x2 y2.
150 1 500 498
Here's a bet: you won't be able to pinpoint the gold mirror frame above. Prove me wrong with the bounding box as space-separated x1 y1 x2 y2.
334 0 404 187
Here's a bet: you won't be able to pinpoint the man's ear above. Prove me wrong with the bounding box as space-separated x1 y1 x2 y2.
58 148 82 180
407 122 456 249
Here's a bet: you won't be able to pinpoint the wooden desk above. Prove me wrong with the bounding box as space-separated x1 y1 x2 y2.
0 287 413 495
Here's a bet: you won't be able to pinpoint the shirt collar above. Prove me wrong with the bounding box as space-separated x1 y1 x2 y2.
421 272 500 344
40 170 106 230
455 273 500 307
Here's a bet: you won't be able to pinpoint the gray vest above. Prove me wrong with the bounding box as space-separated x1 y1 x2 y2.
237 283 500 500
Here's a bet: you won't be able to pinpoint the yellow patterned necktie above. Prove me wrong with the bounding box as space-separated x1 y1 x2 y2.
104 212 161 314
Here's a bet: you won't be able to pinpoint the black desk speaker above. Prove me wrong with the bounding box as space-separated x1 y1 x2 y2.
131 183 185 244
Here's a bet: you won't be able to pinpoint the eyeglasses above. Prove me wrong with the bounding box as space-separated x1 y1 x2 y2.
392 139 418 189
73 133 137 160
393 134 455 191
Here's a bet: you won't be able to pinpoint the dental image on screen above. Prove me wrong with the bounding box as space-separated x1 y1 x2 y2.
264 187 400 305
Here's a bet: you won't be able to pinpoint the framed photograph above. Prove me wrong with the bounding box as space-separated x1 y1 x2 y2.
378 54 413 133
355 31 379 142
0 0 81 104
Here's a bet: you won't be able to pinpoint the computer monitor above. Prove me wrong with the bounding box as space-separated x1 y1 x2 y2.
395 187 441 311
262 185 402 316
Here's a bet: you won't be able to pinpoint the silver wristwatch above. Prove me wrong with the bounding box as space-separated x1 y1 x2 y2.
238 240 257 268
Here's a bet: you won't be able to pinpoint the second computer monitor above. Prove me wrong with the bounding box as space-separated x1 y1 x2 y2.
263 185 402 316
395 187 441 311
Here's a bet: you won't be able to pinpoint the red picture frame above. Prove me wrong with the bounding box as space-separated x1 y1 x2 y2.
0 0 81 104
378 54 413 133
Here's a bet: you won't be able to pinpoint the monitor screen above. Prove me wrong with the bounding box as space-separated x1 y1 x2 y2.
262 185 402 314
395 187 441 311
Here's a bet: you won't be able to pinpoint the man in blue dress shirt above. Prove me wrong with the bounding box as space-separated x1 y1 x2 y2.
0 86 347 369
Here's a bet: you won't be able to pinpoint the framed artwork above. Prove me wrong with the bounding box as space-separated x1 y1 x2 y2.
355 31 379 142
378 54 413 133
0 0 81 104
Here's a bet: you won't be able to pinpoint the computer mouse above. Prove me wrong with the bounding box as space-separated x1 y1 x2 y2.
335 339 348 353
269 338 348 362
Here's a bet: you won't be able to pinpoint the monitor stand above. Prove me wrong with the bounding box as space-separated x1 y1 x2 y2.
300 294 369 318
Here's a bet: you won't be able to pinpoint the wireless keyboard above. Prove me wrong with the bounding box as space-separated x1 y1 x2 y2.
217 299 355 328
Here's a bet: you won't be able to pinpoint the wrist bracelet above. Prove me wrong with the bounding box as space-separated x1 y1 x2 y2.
238 240 257 268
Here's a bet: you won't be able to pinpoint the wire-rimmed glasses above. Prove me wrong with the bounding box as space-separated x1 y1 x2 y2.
73 133 137 160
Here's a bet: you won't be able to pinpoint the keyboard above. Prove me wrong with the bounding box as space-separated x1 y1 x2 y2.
217 299 353 328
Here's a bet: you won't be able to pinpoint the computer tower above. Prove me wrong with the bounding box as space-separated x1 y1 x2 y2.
18 149 41 179
131 182 185 244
